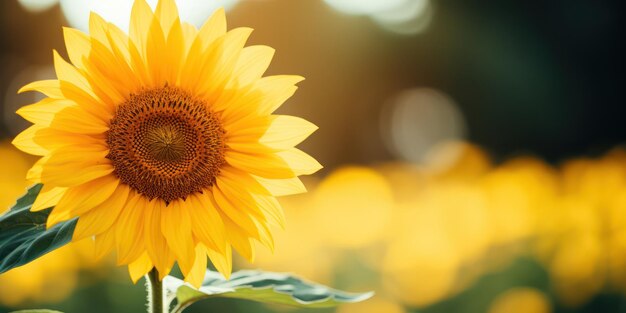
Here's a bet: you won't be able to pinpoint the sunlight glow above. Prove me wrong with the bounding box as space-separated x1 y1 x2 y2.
60 0 239 33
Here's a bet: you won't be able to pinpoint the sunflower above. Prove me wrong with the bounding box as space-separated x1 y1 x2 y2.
12 0 321 287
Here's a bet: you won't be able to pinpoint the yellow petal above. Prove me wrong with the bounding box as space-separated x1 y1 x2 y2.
107 23 150 92
161 199 196 276
215 175 266 223
53 50 112 118
26 156 47 183
212 185 261 238
115 193 146 265
251 194 285 229
49 175 119 227
50 105 109 134
207 244 232 279
94 227 116 260
224 150 295 179
53 50 94 97
60 80 113 121
88 34 136 103
194 27 253 99
253 75 305 115
185 244 208 288
32 185 67 212
31 128 104 151
16 98 73 126
277 148 323 176
73 184 130 241
18 80 63 99
181 22 198 56
146 10 167 84
219 166 271 196
229 45 274 87
12 125 48 156
189 192 226 253
196 8 226 50
128 253 153 283
259 115 318 150
253 176 307 197
105 21 132 64
41 145 112 187
41 164 113 188
47 208 73 230
223 114 271 139
127 29 152 87
63 27 91 68
129 0 153 60
44 144 108 165
88 12 111 49
155 0 179 35
253 217 275 252
144 199 175 278
164 19 184 83
220 213 255 262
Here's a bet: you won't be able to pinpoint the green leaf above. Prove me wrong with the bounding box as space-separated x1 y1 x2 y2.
10 309 63 313
165 270 373 312
0 184 76 274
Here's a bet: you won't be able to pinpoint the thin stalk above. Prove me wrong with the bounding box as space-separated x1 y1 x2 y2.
147 268 165 313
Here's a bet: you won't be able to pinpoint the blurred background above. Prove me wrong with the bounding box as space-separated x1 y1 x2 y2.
1 0 626 312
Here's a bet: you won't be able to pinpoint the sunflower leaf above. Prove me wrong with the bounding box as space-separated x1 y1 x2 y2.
0 184 76 274
165 270 373 312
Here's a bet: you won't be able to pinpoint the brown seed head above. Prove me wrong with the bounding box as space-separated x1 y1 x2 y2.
106 85 226 203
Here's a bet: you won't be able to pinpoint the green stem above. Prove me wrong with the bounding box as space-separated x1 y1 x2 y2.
147 268 165 313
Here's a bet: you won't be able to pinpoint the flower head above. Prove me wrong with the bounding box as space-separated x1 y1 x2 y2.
12 0 321 286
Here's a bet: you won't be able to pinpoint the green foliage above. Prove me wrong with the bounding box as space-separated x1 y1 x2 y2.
165 270 373 312
11 309 63 313
0 184 76 274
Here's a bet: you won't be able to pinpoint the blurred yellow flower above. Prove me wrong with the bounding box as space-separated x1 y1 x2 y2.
488 288 552 313
0 244 79 306
481 157 558 246
536 148 626 306
313 167 394 248
0 142 33 210
229 143 626 310
12 0 320 286
383 212 461 307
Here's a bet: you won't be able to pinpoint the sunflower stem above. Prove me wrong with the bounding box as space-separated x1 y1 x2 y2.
147 268 165 313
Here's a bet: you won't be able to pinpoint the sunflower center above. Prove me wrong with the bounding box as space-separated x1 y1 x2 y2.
145 125 185 162
106 85 226 203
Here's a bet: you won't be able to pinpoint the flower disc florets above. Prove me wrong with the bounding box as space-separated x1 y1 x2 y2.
106 85 226 203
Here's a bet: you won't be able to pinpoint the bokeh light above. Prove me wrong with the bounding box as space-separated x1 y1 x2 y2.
323 0 433 35
381 88 467 165
323 0 407 16
59 0 239 33
371 0 433 35
17 0 59 13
